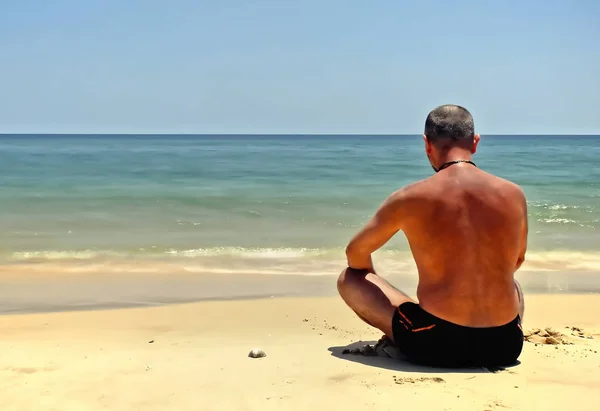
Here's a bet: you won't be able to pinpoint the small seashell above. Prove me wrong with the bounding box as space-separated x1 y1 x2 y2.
248 348 266 358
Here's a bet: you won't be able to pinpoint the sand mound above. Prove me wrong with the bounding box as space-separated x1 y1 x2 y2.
342 336 404 359
524 326 594 345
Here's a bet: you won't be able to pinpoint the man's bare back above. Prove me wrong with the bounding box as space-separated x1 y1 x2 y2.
399 164 527 327
337 105 526 367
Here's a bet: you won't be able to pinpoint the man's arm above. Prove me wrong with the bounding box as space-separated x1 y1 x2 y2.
345 190 406 273
515 188 528 271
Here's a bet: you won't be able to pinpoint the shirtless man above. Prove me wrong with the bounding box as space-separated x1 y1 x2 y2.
337 105 527 368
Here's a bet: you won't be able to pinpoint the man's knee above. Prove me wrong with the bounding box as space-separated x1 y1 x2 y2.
336 267 353 296
337 267 368 295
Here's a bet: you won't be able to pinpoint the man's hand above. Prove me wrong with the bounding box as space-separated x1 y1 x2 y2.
345 190 406 273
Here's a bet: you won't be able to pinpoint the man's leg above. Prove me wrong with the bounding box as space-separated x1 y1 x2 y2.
337 267 415 343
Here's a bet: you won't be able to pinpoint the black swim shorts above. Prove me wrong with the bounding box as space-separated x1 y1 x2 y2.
392 302 524 368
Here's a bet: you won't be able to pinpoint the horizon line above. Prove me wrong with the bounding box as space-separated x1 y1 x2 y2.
1 133 599 137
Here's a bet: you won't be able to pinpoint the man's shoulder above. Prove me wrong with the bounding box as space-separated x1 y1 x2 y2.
388 179 429 200
395 175 449 197
392 171 526 202
476 171 527 213
484 172 526 198
383 180 434 213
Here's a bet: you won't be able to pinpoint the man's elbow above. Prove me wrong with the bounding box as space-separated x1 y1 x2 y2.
516 255 525 270
345 243 353 257
345 242 360 260
345 242 368 266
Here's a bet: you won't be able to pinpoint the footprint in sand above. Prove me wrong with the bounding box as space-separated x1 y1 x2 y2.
303 318 354 338
484 399 508 410
393 376 445 385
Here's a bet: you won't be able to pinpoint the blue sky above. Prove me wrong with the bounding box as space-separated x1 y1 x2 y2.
0 1 598 134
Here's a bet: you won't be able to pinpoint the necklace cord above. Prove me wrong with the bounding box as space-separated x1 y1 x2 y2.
432 160 477 173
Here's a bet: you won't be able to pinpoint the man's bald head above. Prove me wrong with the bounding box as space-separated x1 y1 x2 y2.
424 105 475 148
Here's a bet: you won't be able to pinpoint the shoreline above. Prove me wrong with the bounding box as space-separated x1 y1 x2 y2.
0 271 600 315
2 269 600 316
2 290 600 317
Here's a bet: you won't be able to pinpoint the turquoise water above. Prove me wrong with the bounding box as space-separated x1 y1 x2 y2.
1 135 599 277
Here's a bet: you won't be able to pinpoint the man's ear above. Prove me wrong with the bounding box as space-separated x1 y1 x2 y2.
471 134 481 154
423 134 432 155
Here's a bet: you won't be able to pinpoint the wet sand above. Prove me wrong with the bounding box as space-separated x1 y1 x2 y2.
2 268 600 314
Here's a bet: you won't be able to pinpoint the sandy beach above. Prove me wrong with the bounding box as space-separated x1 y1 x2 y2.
1 292 599 411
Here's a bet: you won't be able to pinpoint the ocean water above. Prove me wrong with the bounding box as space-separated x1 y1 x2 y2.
0 135 599 281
